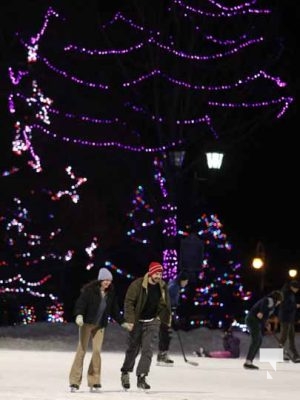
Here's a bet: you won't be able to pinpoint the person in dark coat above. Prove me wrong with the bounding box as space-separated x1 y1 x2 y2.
244 290 283 370
222 328 241 358
69 268 130 392
120 262 171 390
194 325 240 359
157 271 189 365
278 279 300 362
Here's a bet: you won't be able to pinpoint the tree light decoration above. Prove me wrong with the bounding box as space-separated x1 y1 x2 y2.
126 178 252 326
49 166 87 204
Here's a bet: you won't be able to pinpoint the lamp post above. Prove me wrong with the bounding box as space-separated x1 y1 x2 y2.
165 148 224 279
251 241 266 294
168 148 224 223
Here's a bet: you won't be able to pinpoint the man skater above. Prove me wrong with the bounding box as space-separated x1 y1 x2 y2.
278 279 300 362
244 290 283 369
120 261 171 390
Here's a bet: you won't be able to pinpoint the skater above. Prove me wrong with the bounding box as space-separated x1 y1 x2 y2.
120 261 171 390
244 290 283 370
195 327 240 359
278 279 300 362
157 271 189 365
69 268 131 392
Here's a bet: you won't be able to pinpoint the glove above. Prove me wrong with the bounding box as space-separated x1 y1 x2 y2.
75 314 84 327
121 322 134 332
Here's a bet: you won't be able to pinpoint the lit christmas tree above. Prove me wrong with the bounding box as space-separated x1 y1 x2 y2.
126 171 252 327
0 163 89 324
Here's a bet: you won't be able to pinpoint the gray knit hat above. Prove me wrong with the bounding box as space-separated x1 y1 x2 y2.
97 268 113 281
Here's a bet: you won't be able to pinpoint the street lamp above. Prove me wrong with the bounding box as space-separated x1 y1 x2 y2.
252 257 264 270
288 269 298 278
205 152 224 169
168 150 186 168
165 148 224 278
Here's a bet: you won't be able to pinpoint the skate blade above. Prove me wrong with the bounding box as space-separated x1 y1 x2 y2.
156 361 174 367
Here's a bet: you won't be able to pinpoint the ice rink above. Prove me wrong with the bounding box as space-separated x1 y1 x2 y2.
1 350 300 400
1 322 300 400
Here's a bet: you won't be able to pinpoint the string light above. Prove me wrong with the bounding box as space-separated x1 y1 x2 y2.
172 0 271 17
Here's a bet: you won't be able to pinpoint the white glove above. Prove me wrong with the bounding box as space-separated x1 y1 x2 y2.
75 315 84 327
121 322 134 332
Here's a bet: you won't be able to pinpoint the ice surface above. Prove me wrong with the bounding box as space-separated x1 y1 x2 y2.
0 323 300 399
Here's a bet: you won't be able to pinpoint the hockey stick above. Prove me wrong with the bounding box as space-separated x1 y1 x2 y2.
270 331 281 344
175 329 198 366
269 331 292 361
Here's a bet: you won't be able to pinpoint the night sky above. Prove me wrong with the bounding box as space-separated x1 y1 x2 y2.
0 0 299 290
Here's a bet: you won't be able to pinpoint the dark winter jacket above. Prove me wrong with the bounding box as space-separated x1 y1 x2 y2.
73 280 124 327
278 283 298 323
248 295 277 325
167 279 181 309
223 332 240 358
123 273 171 325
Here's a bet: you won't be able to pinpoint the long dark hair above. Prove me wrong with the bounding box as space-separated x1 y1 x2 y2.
81 279 114 292
269 290 283 303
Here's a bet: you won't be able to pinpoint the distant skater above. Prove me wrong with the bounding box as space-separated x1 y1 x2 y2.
157 271 189 365
195 327 240 359
244 290 283 369
278 279 300 362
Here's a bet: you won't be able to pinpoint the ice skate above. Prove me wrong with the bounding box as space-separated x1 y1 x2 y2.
89 384 101 392
156 351 174 366
70 384 79 393
290 353 300 363
137 374 150 390
283 350 290 361
121 372 130 390
243 362 259 370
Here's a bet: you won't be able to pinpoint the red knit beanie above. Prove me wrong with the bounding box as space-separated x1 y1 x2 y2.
148 261 163 276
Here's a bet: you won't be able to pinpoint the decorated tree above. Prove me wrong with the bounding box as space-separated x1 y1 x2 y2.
0 162 94 324
126 169 251 327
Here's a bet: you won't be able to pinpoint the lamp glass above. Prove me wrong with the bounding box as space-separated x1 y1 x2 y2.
252 257 264 270
169 150 186 168
206 152 224 169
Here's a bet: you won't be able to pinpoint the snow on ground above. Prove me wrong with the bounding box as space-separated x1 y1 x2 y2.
1 323 300 400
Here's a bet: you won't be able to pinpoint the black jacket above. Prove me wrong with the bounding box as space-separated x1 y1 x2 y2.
248 296 277 325
73 280 124 327
278 283 297 323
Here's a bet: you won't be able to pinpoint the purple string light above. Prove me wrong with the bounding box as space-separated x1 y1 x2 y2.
172 0 271 17
30 124 184 152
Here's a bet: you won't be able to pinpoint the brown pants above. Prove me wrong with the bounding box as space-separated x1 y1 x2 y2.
69 324 105 387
